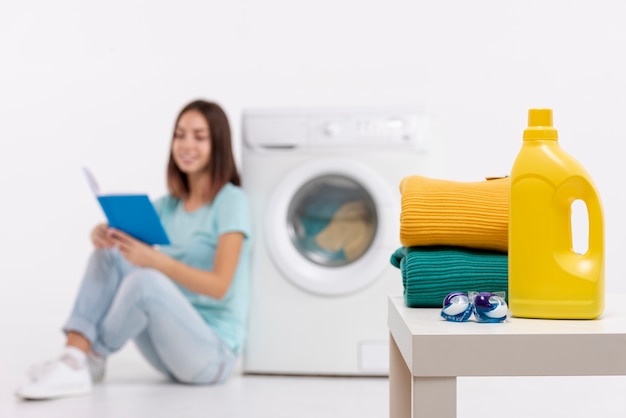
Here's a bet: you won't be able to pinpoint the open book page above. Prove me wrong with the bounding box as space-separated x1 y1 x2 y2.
82 167 101 196
82 167 170 245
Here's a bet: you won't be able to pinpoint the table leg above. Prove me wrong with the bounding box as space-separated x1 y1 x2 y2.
412 376 456 418
390 333 411 418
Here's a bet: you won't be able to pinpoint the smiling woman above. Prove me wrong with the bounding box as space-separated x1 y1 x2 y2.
167 101 241 209
16 100 253 401
172 110 212 176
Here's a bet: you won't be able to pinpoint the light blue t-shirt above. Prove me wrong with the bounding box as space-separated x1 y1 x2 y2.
153 183 253 354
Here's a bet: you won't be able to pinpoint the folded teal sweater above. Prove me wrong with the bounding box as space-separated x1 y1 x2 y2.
390 246 508 308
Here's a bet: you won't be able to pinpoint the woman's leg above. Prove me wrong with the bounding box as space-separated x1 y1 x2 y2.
16 248 136 400
92 268 236 384
62 248 135 345
133 330 174 379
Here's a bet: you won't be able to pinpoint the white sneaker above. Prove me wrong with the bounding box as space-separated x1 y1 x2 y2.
27 351 106 383
17 349 92 400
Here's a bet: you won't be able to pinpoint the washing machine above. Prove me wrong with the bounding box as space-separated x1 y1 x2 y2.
241 107 441 376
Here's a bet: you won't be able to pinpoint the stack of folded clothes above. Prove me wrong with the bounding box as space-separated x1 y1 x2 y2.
390 175 510 307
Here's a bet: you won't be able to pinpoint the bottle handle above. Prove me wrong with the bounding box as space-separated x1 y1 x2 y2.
583 180 604 257
554 176 604 257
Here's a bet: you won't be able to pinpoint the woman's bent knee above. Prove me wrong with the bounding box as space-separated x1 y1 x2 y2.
119 269 172 296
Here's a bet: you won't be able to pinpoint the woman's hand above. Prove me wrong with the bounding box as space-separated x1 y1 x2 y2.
107 228 163 268
91 223 116 249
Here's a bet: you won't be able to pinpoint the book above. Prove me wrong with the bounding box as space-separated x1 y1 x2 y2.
83 167 170 246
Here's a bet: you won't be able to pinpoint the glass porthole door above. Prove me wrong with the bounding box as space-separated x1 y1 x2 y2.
288 174 377 267
265 157 395 296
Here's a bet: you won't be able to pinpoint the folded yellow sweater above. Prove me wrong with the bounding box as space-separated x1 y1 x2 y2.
399 175 509 253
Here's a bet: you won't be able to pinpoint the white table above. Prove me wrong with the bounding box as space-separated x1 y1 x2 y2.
388 295 626 418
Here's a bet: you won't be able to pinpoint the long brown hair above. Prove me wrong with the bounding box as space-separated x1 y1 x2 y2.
167 100 241 201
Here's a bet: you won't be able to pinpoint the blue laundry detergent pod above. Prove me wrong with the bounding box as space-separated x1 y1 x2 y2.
441 292 473 322
471 291 508 323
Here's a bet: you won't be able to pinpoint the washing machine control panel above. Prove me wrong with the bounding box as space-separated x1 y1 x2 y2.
312 114 429 149
243 108 431 151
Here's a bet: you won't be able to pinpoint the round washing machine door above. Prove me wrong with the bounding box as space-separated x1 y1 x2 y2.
265 157 396 296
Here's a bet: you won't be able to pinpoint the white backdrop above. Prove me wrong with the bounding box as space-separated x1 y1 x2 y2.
1 0 625 378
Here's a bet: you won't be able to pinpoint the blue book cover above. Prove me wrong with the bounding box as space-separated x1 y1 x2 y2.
83 168 170 246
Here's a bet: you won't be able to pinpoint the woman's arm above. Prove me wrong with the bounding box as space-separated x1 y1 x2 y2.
108 229 244 300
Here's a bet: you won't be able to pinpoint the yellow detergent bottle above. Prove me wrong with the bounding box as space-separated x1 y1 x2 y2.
509 108 605 319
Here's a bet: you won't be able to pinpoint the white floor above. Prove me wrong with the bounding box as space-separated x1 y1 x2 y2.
3 347 389 418
2 343 625 418
5 374 388 418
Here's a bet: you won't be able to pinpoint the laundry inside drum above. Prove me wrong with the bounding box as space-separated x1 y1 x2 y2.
287 175 378 267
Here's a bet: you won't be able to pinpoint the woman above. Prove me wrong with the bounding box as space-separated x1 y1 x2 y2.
17 100 253 400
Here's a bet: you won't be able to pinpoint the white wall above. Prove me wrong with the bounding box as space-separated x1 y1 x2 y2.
1 0 625 375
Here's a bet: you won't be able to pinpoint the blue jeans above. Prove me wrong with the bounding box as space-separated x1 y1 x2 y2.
62 248 236 385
